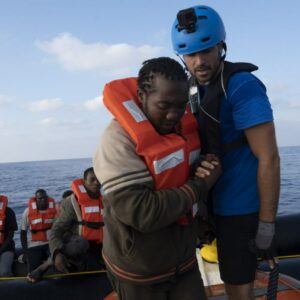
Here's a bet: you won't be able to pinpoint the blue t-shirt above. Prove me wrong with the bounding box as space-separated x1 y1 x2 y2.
201 72 273 216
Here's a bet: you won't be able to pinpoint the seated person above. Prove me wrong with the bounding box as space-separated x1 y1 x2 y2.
49 167 104 273
0 194 18 277
27 235 89 283
20 189 57 273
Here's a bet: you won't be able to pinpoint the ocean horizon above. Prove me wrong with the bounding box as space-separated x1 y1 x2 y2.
1 145 299 247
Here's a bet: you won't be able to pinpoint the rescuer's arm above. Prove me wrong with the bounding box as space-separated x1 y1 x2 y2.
245 121 280 251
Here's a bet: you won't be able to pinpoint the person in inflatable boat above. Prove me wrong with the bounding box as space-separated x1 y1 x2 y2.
21 189 56 273
0 194 18 277
49 167 104 273
93 57 221 300
171 5 280 300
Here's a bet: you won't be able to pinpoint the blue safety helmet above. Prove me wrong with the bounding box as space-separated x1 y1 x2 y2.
171 5 226 55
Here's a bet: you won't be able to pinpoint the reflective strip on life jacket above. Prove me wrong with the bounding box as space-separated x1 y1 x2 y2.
84 206 100 213
31 218 43 225
28 197 57 241
71 179 104 243
153 149 184 175
103 77 201 225
123 100 147 123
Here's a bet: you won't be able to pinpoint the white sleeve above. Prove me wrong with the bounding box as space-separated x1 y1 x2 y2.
21 208 29 231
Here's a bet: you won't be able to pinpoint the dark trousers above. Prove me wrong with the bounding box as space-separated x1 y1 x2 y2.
107 267 207 300
27 244 50 272
87 241 104 270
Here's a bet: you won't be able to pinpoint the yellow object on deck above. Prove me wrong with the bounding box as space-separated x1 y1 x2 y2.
200 239 218 263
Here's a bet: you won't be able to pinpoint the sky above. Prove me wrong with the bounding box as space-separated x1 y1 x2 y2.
0 0 299 163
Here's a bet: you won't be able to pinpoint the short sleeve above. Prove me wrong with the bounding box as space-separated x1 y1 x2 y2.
228 73 273 130
21 208 29 231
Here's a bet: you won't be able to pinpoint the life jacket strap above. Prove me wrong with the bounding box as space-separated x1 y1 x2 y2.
30 227 50 234
76 220 104 229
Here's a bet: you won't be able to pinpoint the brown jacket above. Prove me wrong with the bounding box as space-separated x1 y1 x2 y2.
93 120 208 284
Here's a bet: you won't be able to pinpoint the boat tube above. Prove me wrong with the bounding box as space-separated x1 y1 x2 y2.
0 213 299 299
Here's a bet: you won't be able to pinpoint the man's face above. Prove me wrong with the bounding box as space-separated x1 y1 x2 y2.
139 75 188 135
183 44 222 85
36 191 48 210
84 171 101 195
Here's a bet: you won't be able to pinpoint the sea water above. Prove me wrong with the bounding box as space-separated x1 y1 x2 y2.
0 146 299 247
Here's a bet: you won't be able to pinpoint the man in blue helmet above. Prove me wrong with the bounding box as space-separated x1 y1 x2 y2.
171 5 280 300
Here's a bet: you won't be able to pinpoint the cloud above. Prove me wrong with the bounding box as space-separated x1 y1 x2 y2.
39 117 57 126
38 117 89 129
0 121 5 128
29 98 64 112
84 96 103 111
0 95 14 105
36 32 163 75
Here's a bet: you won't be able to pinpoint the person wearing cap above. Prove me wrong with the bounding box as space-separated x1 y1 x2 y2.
171 5 280 300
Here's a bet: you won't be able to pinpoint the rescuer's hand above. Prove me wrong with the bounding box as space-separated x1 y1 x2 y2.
249 221 277 268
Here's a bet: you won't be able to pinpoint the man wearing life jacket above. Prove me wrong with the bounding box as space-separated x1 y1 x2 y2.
20 189 56 272
171 6 280 300
26 190 74 283
93 57 221 300
0 194 18 277
49 167 104 273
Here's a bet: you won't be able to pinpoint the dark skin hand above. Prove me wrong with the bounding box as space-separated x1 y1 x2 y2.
195 154 221 189
54 252 70 273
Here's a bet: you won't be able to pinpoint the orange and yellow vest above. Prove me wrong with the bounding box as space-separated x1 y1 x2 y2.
0 195 8 245
28 197 57 241
71 179 104 243
103 77 201 224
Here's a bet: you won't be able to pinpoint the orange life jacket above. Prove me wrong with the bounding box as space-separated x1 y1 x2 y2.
103 77 201 224
71 179 104 243
0 195 8 245
28 197 57 241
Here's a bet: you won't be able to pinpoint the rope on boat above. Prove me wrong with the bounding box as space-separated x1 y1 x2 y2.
277 254 300 260
0 269 107 281
266 263 279 300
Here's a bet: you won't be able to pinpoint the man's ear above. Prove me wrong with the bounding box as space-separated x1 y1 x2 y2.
219 42 227 60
